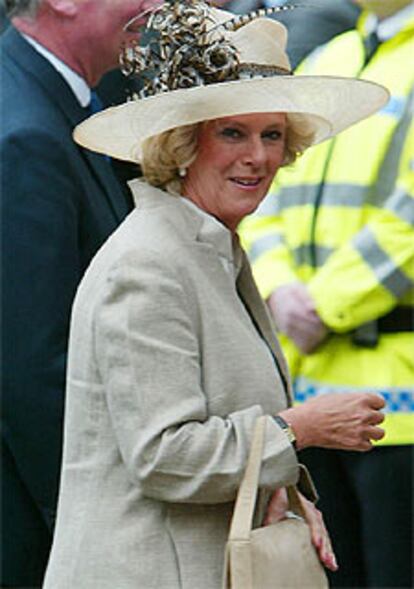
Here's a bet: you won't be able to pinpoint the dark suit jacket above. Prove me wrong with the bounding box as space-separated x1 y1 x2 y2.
0 26 132 586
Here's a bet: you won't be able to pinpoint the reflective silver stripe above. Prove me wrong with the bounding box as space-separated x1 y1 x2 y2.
375 88 414 202
249 237 334 267
249 233 285 262
253 192 280 216
292 244 334 267
386 189 414 227
254 185 371 216
275 186 319 210
258 183 414 217
353 227 413 297
278 185 367 209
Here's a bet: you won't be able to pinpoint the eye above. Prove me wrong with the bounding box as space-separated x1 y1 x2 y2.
219 127 244 140
263 129 285 141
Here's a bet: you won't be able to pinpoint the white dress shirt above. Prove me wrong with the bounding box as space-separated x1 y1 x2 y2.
22 33 91 106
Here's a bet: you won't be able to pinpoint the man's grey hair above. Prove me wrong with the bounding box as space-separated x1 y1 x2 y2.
5 0 42 18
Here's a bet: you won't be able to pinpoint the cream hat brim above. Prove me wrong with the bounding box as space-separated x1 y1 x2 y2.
74 5 389 162
74 74 388 162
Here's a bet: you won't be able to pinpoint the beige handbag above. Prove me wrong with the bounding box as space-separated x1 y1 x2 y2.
223 416 329 589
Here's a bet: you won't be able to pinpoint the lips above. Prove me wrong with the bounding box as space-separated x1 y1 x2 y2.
231 177 262 187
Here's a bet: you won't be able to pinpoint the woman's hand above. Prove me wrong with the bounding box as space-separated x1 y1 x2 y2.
264 488 338 572
298 492 338 572
280 392 385 451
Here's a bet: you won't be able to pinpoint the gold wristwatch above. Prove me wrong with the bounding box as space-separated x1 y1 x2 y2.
274 415 297 450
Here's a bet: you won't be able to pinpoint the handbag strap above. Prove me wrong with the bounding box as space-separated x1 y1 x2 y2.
228 416 306 541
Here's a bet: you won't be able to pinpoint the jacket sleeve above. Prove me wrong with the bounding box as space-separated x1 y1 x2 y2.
308 121 414 332
95 250 299 504
1 127 83 526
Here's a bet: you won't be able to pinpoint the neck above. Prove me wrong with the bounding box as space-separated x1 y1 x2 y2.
12 16 100 87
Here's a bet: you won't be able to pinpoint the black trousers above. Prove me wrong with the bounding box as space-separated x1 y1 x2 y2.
300 445 413 589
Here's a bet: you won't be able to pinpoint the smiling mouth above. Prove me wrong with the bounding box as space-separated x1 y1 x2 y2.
231 177 262 187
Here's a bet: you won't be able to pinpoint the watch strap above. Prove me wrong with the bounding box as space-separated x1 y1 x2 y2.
274 415 297 450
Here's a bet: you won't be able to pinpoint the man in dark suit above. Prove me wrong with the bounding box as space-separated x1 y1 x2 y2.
0 0 158 586
1 0 9 31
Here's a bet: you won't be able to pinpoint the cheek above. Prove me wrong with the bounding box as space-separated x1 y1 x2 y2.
196 147 232 179
268 147 286 172
198 133 236 164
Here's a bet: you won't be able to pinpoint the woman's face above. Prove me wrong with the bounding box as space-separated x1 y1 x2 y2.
182 113 287 233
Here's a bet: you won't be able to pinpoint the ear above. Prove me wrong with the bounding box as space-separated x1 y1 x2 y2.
45 0 79 17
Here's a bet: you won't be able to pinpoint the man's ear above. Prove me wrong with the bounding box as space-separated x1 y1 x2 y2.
45 0 79 17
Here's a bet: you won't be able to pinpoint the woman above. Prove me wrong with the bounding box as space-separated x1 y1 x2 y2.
43 2 389 588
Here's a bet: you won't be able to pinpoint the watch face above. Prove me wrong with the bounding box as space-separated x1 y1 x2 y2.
284 424 296 446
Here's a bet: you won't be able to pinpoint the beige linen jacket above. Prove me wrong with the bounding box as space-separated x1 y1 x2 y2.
44 180 301 589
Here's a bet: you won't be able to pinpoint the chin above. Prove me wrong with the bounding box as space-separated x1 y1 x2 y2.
244 196 265 214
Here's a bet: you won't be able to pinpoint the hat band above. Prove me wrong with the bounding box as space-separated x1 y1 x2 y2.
238 63 292 78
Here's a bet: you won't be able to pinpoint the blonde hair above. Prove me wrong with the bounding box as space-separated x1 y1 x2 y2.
284 115 316 165
141 124 200 195
141 115 315 194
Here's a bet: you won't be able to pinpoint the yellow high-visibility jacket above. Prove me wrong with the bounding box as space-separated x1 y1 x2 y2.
240 10 414 445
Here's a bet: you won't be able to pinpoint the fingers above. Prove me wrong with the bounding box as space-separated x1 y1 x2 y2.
366 392 386 409
294 327 328 355
357 393 386 446
354 426 385 452
286 314 328 354
356 439 374 452
264 487 288 525
366 425 385 441
368 410 385 425
301 497 338 572
320 533 338 572
359 396 386 447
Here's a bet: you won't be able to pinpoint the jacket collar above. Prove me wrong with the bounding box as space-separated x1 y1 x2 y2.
2 27 88 128
21 32 91 107
128 178 292 401
129 178 241 274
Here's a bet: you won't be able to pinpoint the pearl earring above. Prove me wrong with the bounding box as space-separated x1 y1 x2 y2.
178 167 187 178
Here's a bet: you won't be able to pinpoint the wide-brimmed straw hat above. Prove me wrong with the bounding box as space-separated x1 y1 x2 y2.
74 1 389 162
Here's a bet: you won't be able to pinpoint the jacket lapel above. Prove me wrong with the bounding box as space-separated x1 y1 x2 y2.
127 182 292 402
3 27 129 222
81 149 130 222
187 196 292 401
236 252 293 403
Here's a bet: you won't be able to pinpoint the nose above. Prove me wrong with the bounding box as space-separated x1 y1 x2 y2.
242 136 267 167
